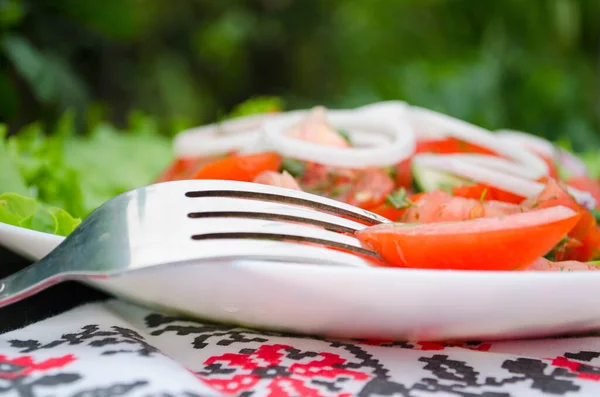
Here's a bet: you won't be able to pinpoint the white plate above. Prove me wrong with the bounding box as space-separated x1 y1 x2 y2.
0 221 63 261
91 259 600 342
2 222 599 342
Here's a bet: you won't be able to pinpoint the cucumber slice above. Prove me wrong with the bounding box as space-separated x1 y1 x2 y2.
412 163 471 192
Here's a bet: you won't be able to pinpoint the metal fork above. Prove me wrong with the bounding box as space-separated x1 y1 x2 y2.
0 180 390 308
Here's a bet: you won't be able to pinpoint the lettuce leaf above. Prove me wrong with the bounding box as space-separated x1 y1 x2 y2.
1 110 172 236
0 192 81 236
1 97 281 237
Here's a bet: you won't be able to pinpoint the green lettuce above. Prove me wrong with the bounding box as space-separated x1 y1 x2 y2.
1 97 282 236
0 111 173 235
0 193 80 236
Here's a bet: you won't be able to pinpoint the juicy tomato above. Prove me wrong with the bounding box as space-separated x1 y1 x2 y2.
253 170 302 191
343 169 395 209
368 191 428 221
415 137 499 156
355 206 580 271
368 203 407 221
394 158 413 189
401 190 523 223
300 165 394 209
193 152 282 182
564 226 600 262
451 184 524 204
566 176 600 209
155 156 213 182
524 257 600 272
524 178 595 245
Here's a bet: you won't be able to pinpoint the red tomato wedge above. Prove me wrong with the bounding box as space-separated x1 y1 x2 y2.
566 176 600 209
400 190 523 223
524 178 595 247
394 158 413 189
415 137 499 156
343 169 395 209
155 157 207 182
193 152 282 182
451 184 524 204
355 206 580 271
301 165 394 210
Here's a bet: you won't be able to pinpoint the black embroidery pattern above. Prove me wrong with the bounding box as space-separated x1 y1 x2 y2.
71 380 149 397
8 324 159 356
2 309 599 396
143 313 594 397
0 353 81 397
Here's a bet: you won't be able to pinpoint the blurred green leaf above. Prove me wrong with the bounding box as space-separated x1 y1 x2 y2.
2 34 88 113
0 0 24 28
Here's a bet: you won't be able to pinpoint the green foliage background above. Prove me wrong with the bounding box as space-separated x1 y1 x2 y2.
1 0 600 150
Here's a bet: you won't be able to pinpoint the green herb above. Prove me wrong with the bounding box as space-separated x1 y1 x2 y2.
591 208 600 224
544 235 570 261
479 188 488 202
386 187 415 209
337 129 352 145
280 158 306 178
440 184 455 195
386 166 398 181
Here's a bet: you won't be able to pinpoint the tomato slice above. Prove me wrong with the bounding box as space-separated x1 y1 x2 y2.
368 203 407 221
415 137 499 156
155 157 210 182
343 169 395 209
524 178 595 248
451 184 524 204
400 190 523 223
193 152 282 182
566 176 600 209
300 165 394 209
356 206 580 271
393 158 413 189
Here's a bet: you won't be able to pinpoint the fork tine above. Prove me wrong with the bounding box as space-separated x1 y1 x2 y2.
180 180 390 226
130 239 376 270
187 217 376 257
185 197 368 233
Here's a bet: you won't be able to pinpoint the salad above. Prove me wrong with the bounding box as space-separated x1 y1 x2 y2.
3 99 600 273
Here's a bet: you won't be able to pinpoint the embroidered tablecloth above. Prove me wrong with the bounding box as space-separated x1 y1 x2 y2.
1 299 600 397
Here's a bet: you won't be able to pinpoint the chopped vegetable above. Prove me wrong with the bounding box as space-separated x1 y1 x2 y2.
356 206 580 270
280 158 306 178
253 170 302 191
193 152 282 182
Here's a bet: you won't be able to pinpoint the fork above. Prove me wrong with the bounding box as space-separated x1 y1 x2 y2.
0 180 389 308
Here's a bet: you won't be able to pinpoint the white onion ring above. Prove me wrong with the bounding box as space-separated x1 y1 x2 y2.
173 113 276 158
497 129 590 177
260 107 416 168
414 153 596 210
496 129 556 159
409 107 549 178
434 154 543 180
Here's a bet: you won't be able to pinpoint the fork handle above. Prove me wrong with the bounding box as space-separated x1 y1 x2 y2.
0 264 68 307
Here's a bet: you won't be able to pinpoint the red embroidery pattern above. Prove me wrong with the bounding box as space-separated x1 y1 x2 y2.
197 344 370 397
0 354 76 380
549 356 600 381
